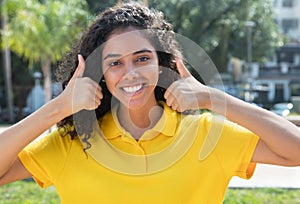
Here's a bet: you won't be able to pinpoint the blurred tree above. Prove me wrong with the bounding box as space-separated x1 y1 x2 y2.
2 0 90 102
1 1 14 122
85 0 150 15
85 0 117 14
152 0 284 73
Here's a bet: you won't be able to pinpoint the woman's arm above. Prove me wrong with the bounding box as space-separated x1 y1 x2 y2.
210 88 300 166
165 59 300 166
0 97 73 184
0 55 102 184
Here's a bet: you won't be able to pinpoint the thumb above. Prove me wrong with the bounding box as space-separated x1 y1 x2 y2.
72 54 86 79
176 58 191 78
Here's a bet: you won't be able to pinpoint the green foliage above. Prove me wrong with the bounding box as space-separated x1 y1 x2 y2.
85 0 118 14
228 0 284 63
2 0 90 64
152 0 283 72
1 0 284 72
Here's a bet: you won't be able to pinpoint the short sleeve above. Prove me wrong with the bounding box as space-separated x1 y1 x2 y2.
205 115 259 180
18 129 72 188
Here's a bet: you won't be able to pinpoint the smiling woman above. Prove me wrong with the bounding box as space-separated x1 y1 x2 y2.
1 2 300 204
104 31 158 105
101 28 162 138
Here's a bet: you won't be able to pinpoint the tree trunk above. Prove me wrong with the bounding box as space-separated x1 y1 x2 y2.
41 58 52 102
218 24 230 72
211 24 231 73
1 5 14 123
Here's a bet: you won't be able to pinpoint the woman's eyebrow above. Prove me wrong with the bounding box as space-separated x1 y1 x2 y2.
103 49 153 61
133 49 153 55
103 53 122 60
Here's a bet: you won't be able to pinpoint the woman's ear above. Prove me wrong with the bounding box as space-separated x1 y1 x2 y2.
159 68 163 75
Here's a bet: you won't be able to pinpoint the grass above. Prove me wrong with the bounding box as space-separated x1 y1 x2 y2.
224 188 300 204
1 180 300 203
0 180 59 204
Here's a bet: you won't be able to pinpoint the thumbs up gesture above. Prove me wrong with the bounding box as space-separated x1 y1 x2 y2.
58 54 103 115
164 58 210 112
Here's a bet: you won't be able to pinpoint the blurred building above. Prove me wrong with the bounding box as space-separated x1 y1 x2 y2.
252 45 300 105
241 0 300 106
272 0 300 42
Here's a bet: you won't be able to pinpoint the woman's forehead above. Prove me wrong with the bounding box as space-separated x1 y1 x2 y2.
102 28 155 58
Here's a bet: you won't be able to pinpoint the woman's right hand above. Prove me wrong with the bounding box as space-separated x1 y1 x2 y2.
58 54 103 115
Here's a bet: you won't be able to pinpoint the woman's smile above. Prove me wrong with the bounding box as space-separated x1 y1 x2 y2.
121 83 145 94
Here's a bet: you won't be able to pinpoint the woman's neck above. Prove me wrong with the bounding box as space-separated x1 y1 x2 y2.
117 102 163 140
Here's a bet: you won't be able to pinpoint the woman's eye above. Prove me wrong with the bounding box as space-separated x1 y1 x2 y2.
109 60 121 67
137 56 150 62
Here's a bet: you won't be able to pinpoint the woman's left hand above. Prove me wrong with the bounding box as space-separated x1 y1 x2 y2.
164 59 211 112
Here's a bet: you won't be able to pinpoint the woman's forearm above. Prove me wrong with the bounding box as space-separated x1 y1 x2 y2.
209 87 300 164
0 97 69 177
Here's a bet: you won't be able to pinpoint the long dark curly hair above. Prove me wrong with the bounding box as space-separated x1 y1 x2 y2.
56 2 182 148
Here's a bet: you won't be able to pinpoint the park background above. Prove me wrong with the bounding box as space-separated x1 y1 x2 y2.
1 0 300 203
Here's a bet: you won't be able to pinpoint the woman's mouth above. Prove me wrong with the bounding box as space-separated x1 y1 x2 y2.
121 84 144 94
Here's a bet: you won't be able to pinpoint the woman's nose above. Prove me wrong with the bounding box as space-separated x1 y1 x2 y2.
124 69 139 80
123 63 139 79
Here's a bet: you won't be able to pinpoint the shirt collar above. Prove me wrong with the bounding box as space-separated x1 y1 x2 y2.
99 101 179 139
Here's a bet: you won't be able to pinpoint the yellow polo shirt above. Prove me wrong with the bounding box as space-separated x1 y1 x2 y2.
19 102 259 204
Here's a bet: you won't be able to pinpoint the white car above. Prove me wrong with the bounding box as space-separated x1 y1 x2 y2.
270 103 293 117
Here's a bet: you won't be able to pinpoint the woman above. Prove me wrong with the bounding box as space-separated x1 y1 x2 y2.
1 2 300 203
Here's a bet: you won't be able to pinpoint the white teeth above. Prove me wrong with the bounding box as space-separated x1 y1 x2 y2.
122 84 143 93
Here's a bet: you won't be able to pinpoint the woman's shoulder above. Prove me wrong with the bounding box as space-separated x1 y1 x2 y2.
25 125 79 153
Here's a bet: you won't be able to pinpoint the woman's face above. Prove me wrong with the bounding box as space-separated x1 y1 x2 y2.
102 27 159 110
